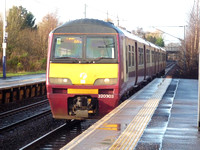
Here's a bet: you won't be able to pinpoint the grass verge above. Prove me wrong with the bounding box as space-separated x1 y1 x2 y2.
0 70 46 77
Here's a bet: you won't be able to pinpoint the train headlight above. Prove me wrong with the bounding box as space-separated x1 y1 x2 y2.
94 78 117 85
49 77 72 85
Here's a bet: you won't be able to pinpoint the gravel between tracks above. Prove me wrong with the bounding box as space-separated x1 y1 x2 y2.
0 113 65 150
0 96 47 113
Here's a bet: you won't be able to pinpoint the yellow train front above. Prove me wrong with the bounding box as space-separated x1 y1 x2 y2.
46 19 121 119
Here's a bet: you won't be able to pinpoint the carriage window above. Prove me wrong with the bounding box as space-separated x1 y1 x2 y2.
86 37 115 58
128 45 131 67
152 51 154 63
54 36 82 58
146 50 150 63
139 48 144 65
132 46 135 66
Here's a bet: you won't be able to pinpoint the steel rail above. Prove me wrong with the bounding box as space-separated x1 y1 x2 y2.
20 120 82 150
0 109 51 132
0 99 49 119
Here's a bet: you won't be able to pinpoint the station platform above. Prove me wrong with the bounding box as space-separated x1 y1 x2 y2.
0 74 46 104
61 78 200 150
0 74 46 90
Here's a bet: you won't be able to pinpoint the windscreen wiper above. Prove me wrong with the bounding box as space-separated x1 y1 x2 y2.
98 42 115 48
89 57 110 63
55 56 82 63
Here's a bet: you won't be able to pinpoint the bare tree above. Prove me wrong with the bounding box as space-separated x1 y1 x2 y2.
177 0 199 78
38 12 59 58
132 27 146 38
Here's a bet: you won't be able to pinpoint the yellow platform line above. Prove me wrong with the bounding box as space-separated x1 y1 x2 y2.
61 99 131 150
116 100 156 149
109 78 171 150
110 98 156 149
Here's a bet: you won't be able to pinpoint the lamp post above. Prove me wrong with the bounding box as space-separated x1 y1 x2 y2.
2 0 7 79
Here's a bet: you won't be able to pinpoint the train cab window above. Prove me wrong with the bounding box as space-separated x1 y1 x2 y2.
54 36 83 58
86 37 115 59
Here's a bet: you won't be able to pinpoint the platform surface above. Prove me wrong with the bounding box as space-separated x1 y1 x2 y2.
61 78 200 150
0 74 46 90
161 79 199 150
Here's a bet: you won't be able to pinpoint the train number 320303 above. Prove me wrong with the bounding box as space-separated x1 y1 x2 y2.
98 94 114 99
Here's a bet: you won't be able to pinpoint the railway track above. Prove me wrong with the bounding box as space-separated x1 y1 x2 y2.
164 61 177 78
20 119 98 150
0 99 50 132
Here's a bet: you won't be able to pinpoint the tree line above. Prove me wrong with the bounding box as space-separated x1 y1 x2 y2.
175 0 199 79
132 27 165 47
0 6 59 72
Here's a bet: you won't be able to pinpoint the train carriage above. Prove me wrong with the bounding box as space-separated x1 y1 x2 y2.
46 19 166 120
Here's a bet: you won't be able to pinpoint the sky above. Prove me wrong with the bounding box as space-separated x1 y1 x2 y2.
0 0 195 44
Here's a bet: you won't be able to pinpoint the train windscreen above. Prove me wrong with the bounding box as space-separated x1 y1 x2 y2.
54 36 83 58
51 35 117 63
86 37 115 59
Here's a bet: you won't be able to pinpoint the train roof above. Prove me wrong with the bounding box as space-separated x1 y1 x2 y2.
52 18 123 34
52 19 165 52
119 27 166 52
119 28 149 45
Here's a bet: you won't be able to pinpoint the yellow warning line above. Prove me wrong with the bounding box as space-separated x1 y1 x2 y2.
98 127 119 131
98 123 120 131
109 78 171 150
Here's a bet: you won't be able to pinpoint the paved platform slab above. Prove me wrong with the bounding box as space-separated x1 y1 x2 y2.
132 79 200 150
162 79 200 150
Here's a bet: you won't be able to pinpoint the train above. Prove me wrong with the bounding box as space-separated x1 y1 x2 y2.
46 19 166 120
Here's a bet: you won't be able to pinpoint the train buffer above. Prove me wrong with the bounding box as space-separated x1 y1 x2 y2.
61 78 200 150
0 74 46 104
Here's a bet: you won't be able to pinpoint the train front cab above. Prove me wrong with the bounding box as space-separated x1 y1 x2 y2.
46 21 122 120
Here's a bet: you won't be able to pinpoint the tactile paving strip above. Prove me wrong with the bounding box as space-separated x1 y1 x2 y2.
109 78 172 150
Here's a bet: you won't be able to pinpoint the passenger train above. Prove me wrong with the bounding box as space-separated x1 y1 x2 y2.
46 19 166 120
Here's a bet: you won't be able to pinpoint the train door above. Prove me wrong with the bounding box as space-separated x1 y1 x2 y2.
144 45 146 80
123 38 128 82
155 51 158 75
153 49 156 75
158 51 160 73
135 42 138 85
